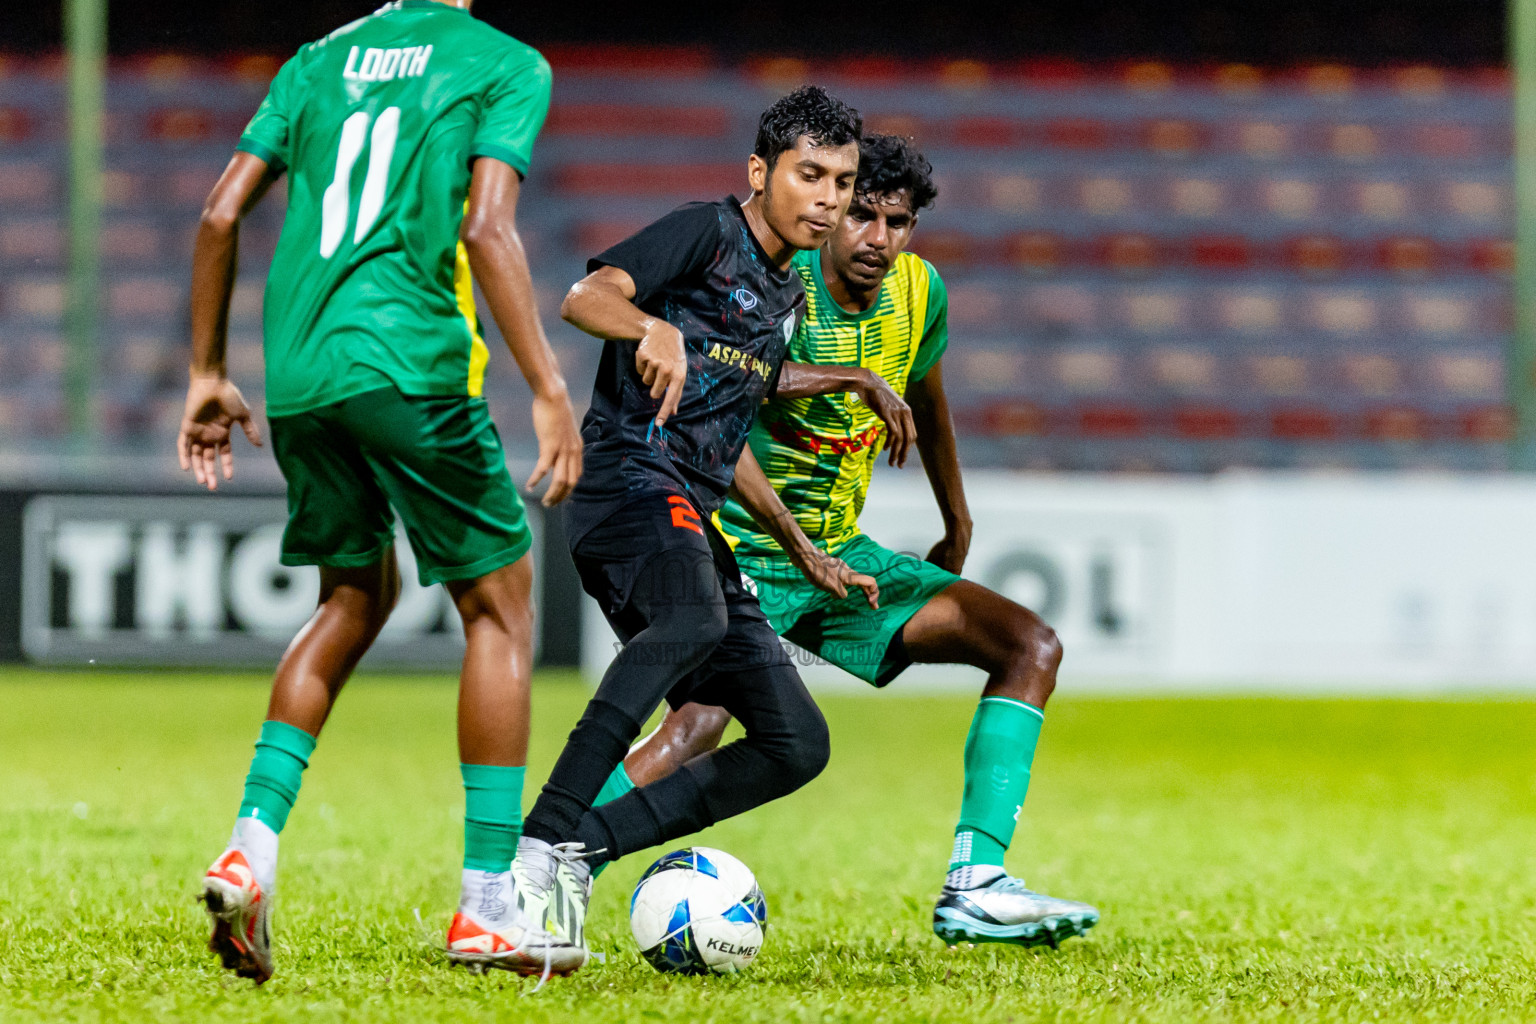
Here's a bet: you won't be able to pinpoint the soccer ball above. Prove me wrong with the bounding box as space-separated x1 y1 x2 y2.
629 847 768 974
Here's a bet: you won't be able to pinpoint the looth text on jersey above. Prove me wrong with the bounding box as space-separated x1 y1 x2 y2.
342 45 433 83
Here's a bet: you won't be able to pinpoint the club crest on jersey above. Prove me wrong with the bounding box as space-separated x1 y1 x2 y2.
782 312 796 341
733 288 759 311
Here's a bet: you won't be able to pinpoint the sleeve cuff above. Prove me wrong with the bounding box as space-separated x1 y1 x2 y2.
235 137 285 171
468 144 531 179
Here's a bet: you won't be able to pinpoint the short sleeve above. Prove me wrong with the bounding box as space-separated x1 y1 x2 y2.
236 53 303 172
588 203 724 305
469 48 552 178
908 262 949 382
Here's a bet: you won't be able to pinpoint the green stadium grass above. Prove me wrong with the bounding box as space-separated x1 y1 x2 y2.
1 669 1534 1023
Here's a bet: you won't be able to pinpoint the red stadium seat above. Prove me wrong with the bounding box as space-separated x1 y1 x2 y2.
1188 236 1252 272
1008 232 1068 275
1075 404 1147 438
1044 118 1112 150
145 108 215 143
1468 239 1513 278
949 117 1027 148
1269 407 1340 441
1285 236 1347 278
0 107 35 143
1143 119 1203 158
1376 237 1437 278
1012 58 1088 89
1170 405 1242 439
545 104 729 138
556 163 741 197
1364 408 1431 442
978 400 1050 436
1095 233 1163 275
1457 407 1514 442
542 44 712 76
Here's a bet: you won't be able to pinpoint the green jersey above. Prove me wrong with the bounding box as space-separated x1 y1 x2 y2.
716 248 949 555
237 0 552 417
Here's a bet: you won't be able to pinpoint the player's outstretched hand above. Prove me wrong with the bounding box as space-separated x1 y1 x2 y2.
855 370 916 468
529 389 583 506
636 318 687 428
790 546 880 610
177 374 262 492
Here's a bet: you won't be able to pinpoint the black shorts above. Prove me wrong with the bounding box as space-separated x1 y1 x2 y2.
568 491 791 709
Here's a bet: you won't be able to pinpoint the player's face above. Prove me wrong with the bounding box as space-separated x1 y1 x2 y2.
827 190 916 290
752 136 860 251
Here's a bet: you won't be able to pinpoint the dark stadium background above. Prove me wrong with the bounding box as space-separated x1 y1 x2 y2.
0 0 1509 64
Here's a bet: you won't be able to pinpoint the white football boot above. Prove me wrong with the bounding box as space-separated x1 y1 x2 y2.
200 820 278 984
445 869 551 974
933 867 1099 948
510 837 598 976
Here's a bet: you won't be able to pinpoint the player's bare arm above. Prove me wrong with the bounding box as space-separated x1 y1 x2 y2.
730 445 879 608
179 150 278 491
774 361 916 466
906 359 972 573
561 265 686 427
462 157 582 505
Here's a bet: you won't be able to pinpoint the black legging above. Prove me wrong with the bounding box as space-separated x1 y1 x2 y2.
522 546 829 863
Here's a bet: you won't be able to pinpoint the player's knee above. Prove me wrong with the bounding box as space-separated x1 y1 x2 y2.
776 701 830 793
1005 612 1062 674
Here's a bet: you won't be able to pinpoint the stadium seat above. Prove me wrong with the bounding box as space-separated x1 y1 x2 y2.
1456 406 1514 442
107 277 183 322
0 106 36 143
1054 349 1125 392
1188 236 1252 273
544 104 729 138
0 162 56 206
1269 407 1340 441
0 218 63 265
975 400 1050 436
555 163 740 197
1170 404 1242 439
1074 404 1147 438
1363 407 1432 442
144 108 216 143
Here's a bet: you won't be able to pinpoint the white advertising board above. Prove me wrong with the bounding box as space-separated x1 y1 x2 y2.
582 472 1536 692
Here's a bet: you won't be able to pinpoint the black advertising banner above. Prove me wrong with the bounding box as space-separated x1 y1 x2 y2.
0 488 581 668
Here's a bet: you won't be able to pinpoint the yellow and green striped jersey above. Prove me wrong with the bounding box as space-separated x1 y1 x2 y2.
716 248 948 555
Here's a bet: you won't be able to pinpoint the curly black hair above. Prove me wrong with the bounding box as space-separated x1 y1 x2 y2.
854 134 938 213
753 85 862 170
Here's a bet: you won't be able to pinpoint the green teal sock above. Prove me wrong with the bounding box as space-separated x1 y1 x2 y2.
238 719 317 834
949 696 1044 870
461 764 525 872
594 762 635 807
587 763 636 878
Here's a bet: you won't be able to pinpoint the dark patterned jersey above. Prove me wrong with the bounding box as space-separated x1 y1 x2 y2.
565 197 805 544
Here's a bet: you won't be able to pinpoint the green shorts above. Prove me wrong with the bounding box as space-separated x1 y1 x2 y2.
269 387 532 586
734 533 960 685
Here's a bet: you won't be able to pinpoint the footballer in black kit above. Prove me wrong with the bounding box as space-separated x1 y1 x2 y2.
508 87 908 974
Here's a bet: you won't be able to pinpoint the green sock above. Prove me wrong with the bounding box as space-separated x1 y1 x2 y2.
461 764 524 872
587 763 636 878
949 696 1045 871
594 762 635 807
238 719 317 834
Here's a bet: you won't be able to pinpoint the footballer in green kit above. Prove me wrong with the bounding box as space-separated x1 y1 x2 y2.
596 135 1100 948
177 0 582 982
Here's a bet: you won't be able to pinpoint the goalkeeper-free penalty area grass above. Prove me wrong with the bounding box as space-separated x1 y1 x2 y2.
1 669 1533 1023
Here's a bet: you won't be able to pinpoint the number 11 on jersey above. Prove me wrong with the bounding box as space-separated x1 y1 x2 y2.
320 106 400 259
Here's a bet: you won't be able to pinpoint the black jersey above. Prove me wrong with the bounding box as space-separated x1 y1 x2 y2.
565 197 805 544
